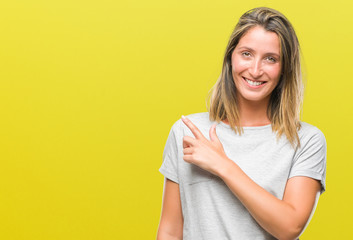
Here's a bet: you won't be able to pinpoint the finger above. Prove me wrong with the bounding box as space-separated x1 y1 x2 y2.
181 115 206 140
209 123 220 143
183 135 197 149
183 147 193 155
183 154 193 163
209 123 215 142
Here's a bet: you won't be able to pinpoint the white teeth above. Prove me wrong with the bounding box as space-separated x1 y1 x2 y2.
244 78 263 86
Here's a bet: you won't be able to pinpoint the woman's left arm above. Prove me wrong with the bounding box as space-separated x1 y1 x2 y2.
181 115 322 240
218 160 321 240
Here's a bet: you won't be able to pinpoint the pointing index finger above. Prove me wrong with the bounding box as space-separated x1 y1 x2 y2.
181 115 205 140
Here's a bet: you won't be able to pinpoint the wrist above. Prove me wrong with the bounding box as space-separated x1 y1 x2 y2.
217 157 237 179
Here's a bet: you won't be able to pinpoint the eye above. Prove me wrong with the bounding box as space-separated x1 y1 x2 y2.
266 56 277 63
241 51 251 57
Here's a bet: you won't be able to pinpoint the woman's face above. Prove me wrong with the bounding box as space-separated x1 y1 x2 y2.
231 26 282 105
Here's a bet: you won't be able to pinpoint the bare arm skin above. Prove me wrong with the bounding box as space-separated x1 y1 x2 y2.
156 178 183 240
218 161 321 240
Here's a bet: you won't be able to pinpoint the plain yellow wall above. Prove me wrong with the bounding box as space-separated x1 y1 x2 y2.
0 0 352 239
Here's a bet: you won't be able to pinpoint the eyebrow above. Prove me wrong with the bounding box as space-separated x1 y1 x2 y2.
237 46 280 58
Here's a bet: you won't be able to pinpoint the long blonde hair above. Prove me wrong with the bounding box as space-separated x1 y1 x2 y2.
206 7 303 148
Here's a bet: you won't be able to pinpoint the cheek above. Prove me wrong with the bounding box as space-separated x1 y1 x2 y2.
232 57 248 75
267 65 282 81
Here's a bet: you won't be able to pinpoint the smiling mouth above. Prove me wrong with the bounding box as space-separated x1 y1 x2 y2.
242 77 267 86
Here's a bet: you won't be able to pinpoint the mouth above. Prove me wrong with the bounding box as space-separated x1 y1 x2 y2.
242 77 267 87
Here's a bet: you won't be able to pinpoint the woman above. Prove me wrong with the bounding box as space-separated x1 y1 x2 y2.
157 7 326 240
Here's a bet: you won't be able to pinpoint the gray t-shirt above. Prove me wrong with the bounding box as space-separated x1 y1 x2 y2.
159 112 326 240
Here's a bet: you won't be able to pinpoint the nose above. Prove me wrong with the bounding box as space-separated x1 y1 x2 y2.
248 58 263 78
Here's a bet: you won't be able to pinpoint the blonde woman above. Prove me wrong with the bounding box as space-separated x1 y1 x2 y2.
157 7 326 240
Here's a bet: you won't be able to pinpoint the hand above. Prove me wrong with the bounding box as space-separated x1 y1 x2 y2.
181 115 232 177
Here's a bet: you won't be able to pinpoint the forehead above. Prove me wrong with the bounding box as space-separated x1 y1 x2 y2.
236 26 280 55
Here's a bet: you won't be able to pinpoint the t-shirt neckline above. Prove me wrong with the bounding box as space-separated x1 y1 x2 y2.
218 121 272 130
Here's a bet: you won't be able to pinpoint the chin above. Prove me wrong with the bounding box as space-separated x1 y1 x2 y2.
240 94 270 103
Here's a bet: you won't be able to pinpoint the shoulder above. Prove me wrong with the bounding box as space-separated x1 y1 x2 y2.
296 121 327 153
170 112 210 130
298 121 326 143
169 112 212 136
184 112 210 125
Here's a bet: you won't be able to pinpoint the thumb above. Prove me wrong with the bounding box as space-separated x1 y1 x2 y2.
209 123 220 143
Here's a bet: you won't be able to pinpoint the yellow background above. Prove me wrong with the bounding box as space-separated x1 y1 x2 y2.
0 0 351 239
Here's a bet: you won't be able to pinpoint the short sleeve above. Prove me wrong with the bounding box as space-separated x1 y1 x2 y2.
159 120 181 184
289 127 327 194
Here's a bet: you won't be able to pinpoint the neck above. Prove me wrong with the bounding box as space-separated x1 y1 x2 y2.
235 97 271 127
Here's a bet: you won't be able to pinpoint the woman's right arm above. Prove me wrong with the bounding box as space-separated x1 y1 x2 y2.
156 178 183 240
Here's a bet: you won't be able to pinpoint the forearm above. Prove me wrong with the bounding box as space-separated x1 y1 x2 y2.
218 159 303 240
157 231 183 240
